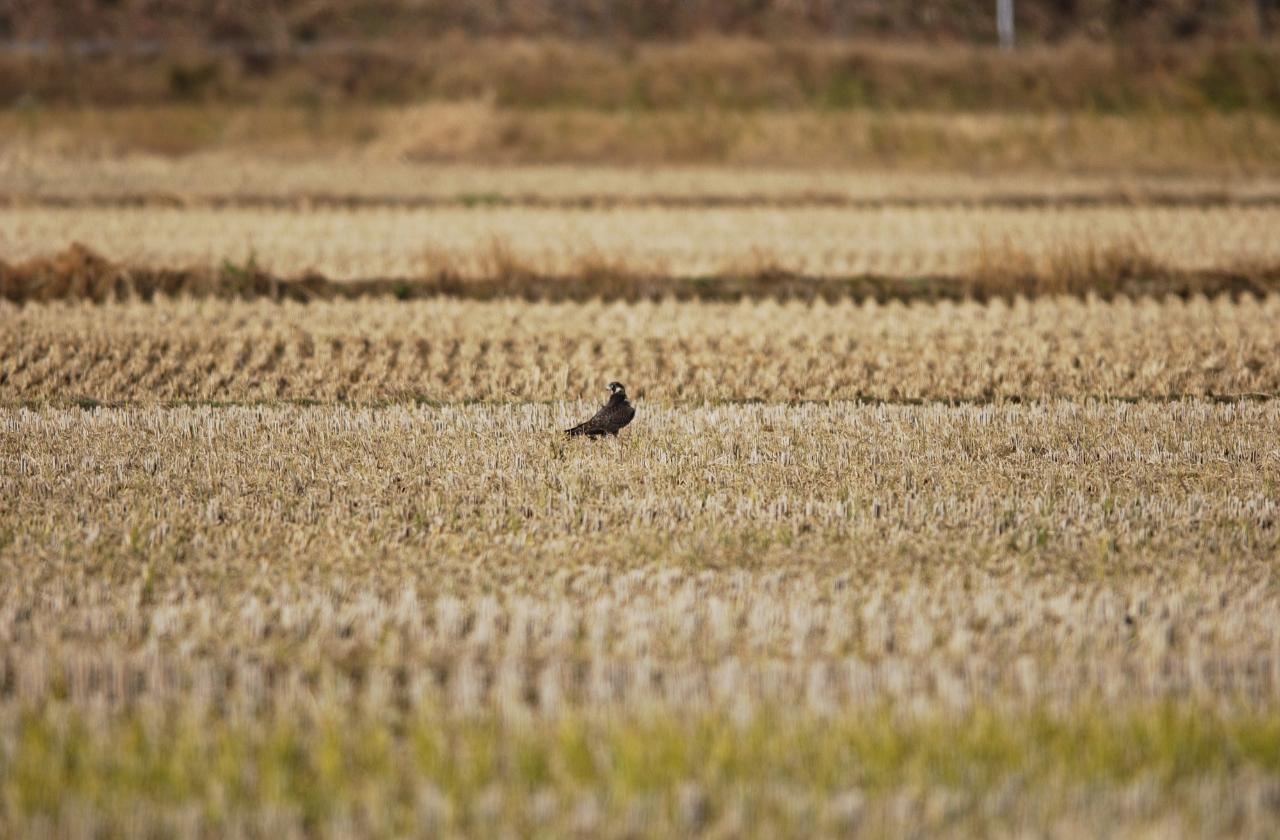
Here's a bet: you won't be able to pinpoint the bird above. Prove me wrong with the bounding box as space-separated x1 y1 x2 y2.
565 381 635 438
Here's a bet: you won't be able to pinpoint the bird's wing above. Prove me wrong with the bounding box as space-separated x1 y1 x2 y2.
594 401 634 434
565 403 613 435
608 402 635 430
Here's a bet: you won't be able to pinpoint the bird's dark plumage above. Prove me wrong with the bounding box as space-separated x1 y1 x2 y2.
566 381 635 437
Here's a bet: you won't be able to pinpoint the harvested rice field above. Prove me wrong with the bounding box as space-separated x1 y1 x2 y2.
6 157 1280 207
3 295 1279 404
2 401 1280 836
4 203 1280 280
4 112 1280 836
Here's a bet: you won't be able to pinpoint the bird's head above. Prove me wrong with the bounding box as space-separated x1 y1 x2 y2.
607 381 626 395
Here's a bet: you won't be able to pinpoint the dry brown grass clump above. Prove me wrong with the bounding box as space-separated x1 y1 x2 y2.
3 294 1277 405
0 244 331 305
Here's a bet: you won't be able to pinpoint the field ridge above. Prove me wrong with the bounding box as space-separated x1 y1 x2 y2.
7 189 1280 212
5 244 1280 306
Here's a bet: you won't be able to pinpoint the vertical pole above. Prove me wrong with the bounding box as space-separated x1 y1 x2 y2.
997 0 1016 50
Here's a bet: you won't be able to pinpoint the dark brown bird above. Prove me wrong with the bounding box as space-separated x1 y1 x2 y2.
566 381 635 438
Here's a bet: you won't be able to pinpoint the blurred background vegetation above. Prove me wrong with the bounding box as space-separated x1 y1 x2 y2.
4 0 1277 43
1 0 1277 112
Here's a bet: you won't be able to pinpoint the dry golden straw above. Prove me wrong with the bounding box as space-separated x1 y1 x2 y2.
3 204 1280 280
3 295 1278 404
2 401 1278 836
